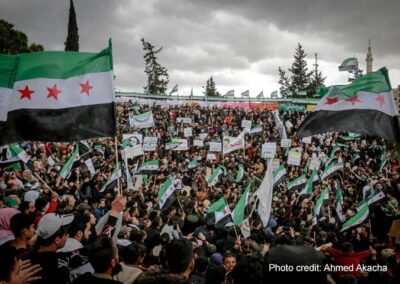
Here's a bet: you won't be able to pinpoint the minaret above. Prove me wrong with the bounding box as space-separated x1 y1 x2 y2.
366 40 373 73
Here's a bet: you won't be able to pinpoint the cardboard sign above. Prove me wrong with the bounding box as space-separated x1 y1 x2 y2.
288 151 302 166
209 141 222 152
184 127 193 137
302 136 312 144
261 143 276 159
199 133 208 140
280 139 291 148
193 139 204 147
177 117 192 124
172 139 189 151
122 133 143 145
309 158 321 171
241 119 252 129
143 137 158 152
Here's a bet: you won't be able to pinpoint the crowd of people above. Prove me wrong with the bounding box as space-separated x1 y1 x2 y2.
0 100 399 284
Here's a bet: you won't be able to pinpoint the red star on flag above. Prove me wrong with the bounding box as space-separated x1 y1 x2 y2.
80 80 93 96
17 86 35 100
345 95 362 106
324 97 339 105
47 84 62 100
375 94 385 107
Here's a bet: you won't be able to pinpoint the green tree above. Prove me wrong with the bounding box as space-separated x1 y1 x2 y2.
205 76 221 97
278 67 290 97
65 0 79 51
0 19 44 54
141 38 169 95
308 53 326 96
288 43 313 93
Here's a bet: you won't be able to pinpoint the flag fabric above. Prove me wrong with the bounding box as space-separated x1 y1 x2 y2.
0 55 17 125
378 151 388 174
255 160 274 227
137 160 159 174
341 203 369 232
123 148 133 190
288 175 307 192
100 162 121 192
270 90 278 98
224 90 235 97
84 158 96 177
313 187 329 225
273 165 287 188
357 189 385 210
233 183 250 225
223 131 245 155
165 141 182 150
207 166 225 187
299 170 318 196
336 185 346 223
256 91 264 99
206 197 232 228
241 90 249 97
189 88 193 98
129 111 155 129
297 68 400 142
321 163 343 180
60 146 80 179
324 155 336 168
235 164 245 183
7 144 30 163
0 46 116 145
340 132 361 141
158 178 177 210
169 84 178 95
249 125 263 135
339 57 358 71
273 110 287 139
188 159 199 169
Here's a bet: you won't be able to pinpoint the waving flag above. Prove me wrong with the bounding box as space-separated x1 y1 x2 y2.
336 184 346 222
241 90 249 97
299 170 319 196
223 131 245 155
235 164 245 182
288 175 307 192
205 197 232 228
338 57 358 71
129 111 155 129
224 90 235 97
321 163 343 180
138 159 159 174
297 68 400 142
313 187 329 225
255 160 274 227
0 55 17 125
207 166 225 187
169 84 178 95
100 162 121 192
158 178 176 210
233 183 250 225
273 165 287 188
60 146 80 179
341 203 369 232
0 45 116 145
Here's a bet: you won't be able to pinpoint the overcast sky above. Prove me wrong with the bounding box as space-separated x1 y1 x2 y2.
2 0 400 97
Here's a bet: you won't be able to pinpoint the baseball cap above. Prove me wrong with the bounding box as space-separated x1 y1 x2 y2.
37 213 74 239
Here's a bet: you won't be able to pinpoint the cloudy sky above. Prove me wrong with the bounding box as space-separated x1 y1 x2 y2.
2 0 400 97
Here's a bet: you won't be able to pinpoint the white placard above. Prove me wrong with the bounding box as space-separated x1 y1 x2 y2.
302 136 312 144
194 155 203 161
177 117 192 124
261 143 276 159
309 158 321 171
288 151 302 166
143 137 158 152
184 127 193 137
209 141 222 152
206 153 217 160
272 159 280 171
199 133 208 141
241 119 252 129
132 145 144 157
193 139 204 147
280 139 291 148
122 133 143 145
172 139 189 151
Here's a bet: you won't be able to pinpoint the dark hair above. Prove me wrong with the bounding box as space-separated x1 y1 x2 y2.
231 255 263 284
205 263 226 284
35 197 48 212
36 224 70 248
124 243 146 265
10 213 35 238
18 201 31 213
68 213 90 238
135 271 188 284
88 236 116 273
0 245 17 282
130 229 146 242
194 256 208 274
166 239 193 274
160 232 170 246
342 242 353 253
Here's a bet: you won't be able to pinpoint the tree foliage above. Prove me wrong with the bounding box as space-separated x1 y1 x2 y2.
141 38 169 95
205 76 221 97
0 19 44 54
65 0 79 51
278 43 326 97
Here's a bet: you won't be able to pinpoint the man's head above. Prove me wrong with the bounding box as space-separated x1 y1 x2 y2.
223 253 236 273
88 236 121 276
68 213 91 243
36 213 74 250
123 243 147 266
0 245 19 284
10 213 35 241
165 239 194 277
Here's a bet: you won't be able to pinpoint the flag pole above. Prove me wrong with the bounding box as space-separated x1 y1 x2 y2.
114 136 121 196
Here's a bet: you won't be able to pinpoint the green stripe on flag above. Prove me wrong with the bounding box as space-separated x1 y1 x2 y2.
15 47 112 81
60 146 80 179
341 203 369 232
0 55 17 88
207 197 228 214
233 183 250 225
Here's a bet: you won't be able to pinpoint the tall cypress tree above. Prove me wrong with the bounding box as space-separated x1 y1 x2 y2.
141 38 169 95
65 0 79 51
278 67 290 97
288 43 312 93
205 76 220 97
